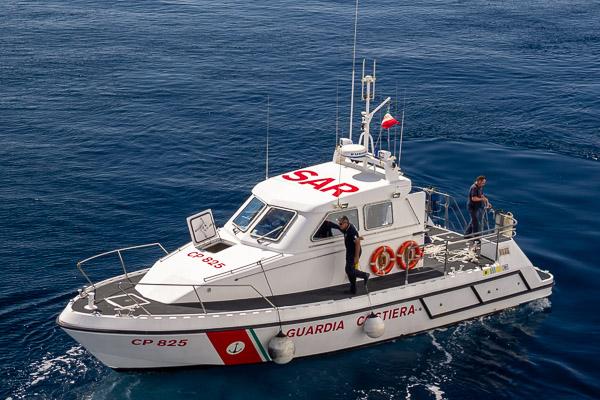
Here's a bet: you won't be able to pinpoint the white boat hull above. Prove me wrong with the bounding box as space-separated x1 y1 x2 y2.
59 266 553 369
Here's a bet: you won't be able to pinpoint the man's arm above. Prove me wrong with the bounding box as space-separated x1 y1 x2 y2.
354 237 361 264
471 188 491 207
480 194 491 208
471 195 492 207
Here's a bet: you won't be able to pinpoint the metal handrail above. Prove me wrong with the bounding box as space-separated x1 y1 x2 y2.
415 186 518 241
117 281 278 316
76 243 169 292
415 186 468 232
204 253 285 282
400 214 518 283
76 242 280 315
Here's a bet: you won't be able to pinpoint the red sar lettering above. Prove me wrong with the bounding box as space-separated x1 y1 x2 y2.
282 169 359 198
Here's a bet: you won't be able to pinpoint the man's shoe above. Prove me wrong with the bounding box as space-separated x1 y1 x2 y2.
344 289 357 295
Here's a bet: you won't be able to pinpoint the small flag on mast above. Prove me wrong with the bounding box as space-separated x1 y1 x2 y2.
381 110 400 129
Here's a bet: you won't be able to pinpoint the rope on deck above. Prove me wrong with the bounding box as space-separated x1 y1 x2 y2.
424 243 478 265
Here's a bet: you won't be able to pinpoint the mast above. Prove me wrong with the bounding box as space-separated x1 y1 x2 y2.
335 60 400 183
358 60 390 155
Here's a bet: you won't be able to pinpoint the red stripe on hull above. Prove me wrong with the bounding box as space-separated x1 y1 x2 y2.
206 330 263 365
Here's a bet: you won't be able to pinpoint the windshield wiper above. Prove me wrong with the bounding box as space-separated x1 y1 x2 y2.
256 226 283 243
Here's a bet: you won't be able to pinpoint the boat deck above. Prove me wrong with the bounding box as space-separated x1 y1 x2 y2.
71 226 504 317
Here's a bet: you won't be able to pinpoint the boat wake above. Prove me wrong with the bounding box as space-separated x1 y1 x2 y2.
525 297 552 313
379 299 553 400
8 346 97 400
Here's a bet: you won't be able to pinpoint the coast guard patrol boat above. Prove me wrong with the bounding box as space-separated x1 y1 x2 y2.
57 65 554 369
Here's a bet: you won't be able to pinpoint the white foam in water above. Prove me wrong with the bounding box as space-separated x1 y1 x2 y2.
405 382 418 399
28 346 87 386
402 330 463 399
426 384 446 400
404 382 448 400
11 346 90 399
428 331 453 365
528 297 552 312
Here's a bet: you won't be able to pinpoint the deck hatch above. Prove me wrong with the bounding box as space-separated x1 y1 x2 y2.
187 209 220 248
105 294 150 309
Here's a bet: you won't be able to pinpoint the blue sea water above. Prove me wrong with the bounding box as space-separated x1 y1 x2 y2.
1 0 599 398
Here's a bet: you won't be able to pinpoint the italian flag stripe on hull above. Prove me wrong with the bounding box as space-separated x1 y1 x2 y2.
248 329 271 362
206 329 268 365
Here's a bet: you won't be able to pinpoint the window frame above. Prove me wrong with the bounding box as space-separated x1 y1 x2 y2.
232 196 267 232
249 206 297 242
311 208 360 242
363 201 394 231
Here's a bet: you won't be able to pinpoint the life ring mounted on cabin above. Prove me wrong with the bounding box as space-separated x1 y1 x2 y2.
396 241 423 270
370 246 396 276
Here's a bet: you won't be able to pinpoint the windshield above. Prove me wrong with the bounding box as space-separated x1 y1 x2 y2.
232 197 266 231
251 208 296 241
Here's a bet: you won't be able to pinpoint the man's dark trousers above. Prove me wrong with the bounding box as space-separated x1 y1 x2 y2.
345 258 368 293
464 208 480 239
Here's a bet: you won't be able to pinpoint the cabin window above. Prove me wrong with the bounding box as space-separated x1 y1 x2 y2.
251 207 296 241
232 197 266 231
364 201 393 230
312 209 360 241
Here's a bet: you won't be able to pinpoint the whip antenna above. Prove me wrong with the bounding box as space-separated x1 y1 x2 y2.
266 95 270 179
397 89 406 168
336 77 339 146
394 81 398 159
348 0 359 141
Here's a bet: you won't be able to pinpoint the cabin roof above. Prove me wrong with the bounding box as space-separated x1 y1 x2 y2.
252 161 411 213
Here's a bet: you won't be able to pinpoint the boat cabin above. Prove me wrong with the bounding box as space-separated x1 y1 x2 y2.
136 153 426 304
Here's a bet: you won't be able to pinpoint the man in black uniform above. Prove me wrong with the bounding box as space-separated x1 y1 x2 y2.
464 175 492 240
331 216 369 294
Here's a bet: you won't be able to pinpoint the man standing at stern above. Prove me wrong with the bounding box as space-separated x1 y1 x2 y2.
331 216 369 295
464 175 492 240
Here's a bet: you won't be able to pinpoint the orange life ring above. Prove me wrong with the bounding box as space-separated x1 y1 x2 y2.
396 240 423 270
370 246 396 276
